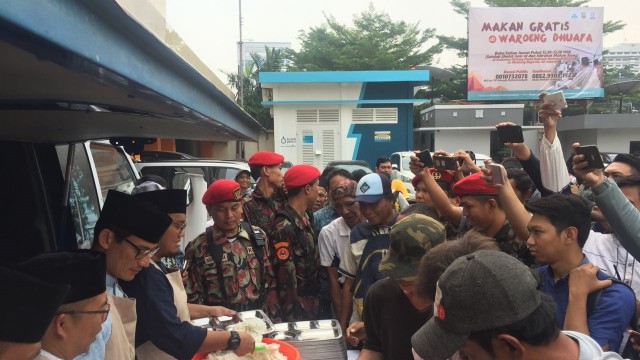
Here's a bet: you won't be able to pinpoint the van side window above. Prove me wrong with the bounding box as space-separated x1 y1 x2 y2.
90 143 137 199
56 144 100 249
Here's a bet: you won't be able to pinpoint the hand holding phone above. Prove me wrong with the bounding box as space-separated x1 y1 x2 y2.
416 149 433 168
486 164 505 186
575 145 605 170
543 91 568 111
433 155 458 171
497 125 524 144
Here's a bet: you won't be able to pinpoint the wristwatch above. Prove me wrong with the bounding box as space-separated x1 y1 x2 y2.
226 330 241 351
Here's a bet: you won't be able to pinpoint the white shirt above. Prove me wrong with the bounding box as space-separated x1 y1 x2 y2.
564 330 626 359
583 230 640 297
318 217 351 283
38 350 64 360
539 133 569 193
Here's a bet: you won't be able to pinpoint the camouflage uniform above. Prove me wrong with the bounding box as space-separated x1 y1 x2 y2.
270 205 320 322
243 186 283 238
493 220 536 268
184 223 276 312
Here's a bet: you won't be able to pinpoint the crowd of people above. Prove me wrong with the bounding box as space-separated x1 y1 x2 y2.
3 92 640 360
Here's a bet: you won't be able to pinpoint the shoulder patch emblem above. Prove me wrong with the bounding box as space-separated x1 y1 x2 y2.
204 256 214 265
233 187 242 200
221 253 228 262
247 246 254 255
276 247 290 261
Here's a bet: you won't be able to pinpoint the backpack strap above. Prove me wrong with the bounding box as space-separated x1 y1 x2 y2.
205 226 228 302
239 220 265 266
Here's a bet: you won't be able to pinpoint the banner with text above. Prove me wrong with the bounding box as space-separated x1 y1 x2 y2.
468 7 604 101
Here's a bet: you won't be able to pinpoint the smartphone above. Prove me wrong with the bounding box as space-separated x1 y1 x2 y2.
457 150 476 166
182 259 190 272
487 164 504 185
433 155 458 171
416 149 433 168
497 125 524 144
543 91 568 110
575 145 605 170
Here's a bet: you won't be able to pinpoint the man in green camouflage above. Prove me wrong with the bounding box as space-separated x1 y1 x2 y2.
270 164 321 322
184 179 277 313
356 213 446 360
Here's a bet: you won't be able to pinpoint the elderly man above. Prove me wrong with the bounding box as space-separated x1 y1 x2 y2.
17 251 108 360
185 179 275 313
0 267 69 360
318 179 365 320
271 164 321 322
357 213 445 360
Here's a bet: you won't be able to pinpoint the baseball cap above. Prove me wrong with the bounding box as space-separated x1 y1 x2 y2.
355 173 392 203
379 214 445 281
411 250 541 360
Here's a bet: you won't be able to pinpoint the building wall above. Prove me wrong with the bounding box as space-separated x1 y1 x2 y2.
558 129 598 158
420 105 524 128
434 129 492 156
272 81 416 167
596 129 640 154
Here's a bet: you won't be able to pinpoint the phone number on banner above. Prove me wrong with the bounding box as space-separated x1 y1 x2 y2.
494 74 528 80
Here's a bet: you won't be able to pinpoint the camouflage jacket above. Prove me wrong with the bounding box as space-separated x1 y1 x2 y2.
493 220 536 268
184 224 276 311
242 186 283 238
270 206 320 322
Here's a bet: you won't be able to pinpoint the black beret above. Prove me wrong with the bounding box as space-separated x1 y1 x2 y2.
0 267 70 343
95 190 172 244
133 189 187 215
17 250 106 304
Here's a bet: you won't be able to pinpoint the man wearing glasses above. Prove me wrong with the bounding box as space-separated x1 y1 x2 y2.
0 267 69 360
16 250 108 360
125 186 248 359
89 189 173 360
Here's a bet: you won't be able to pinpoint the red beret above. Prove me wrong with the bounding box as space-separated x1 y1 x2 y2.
452 172 497 197
202 179 243 205
429 168 455 185
284 164 320 189
247 151 284 166
411 174 423 188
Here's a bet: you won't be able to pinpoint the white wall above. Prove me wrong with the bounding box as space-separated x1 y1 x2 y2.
434 129 491 156
271 82 364 163
597 129 640 153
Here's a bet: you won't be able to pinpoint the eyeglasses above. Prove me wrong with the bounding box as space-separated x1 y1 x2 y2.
122 237 159 259
172 222 187 231
58 303 111 322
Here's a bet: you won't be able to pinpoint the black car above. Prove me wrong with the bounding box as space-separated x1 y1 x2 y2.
325 160 373 175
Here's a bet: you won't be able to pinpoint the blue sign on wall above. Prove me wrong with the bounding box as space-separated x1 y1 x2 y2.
302 135 314 144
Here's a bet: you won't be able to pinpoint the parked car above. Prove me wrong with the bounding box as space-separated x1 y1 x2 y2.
138 150 197 161
325 160 373 175
136 159 251 189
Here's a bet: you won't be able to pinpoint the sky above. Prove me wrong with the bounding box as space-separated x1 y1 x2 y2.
166 0 640 82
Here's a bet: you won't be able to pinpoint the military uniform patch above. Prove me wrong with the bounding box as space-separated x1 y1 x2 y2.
221 253 228 262
274 241 290 261
204 256 214 265
276 247 289 261
432 171 442 180
247 246 254 255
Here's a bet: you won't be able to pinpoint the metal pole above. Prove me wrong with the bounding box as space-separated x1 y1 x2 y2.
237 0 243 107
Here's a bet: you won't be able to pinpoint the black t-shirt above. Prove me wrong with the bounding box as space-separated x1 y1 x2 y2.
362 277 432 360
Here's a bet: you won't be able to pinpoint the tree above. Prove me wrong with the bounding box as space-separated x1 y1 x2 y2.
288 5 442 71
225 47 288 129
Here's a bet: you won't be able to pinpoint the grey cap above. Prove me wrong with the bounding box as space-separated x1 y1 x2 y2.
411 250 541 360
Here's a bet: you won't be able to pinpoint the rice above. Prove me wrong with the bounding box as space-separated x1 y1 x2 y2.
205 318 287 360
